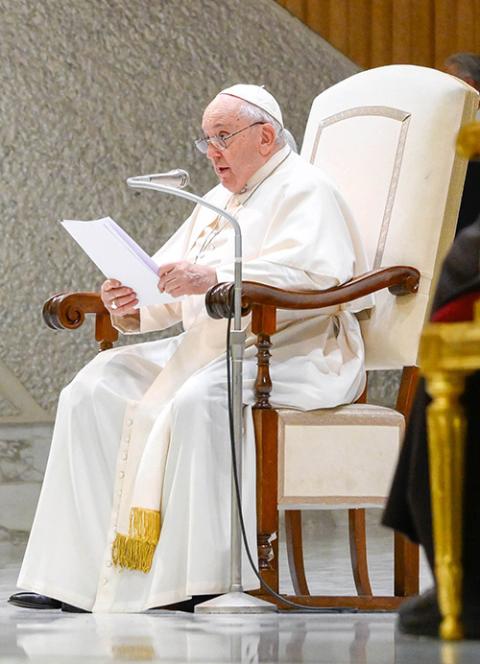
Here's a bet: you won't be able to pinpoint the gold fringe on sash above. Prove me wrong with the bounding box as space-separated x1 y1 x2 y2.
111 507 161 573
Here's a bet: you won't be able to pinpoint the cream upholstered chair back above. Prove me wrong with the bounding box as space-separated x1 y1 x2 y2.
301 65 478 369
276 66 478 512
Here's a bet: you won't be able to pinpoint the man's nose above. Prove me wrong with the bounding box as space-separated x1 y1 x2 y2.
206 142 222 159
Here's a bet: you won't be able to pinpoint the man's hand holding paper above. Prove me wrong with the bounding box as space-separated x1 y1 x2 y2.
101 260 217 318
100 280 139 318
158 261 217 297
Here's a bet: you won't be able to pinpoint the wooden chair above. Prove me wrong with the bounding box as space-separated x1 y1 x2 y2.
43 65 477 611
206 65 478 610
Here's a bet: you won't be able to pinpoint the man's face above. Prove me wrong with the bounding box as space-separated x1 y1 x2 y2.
201 96 269 193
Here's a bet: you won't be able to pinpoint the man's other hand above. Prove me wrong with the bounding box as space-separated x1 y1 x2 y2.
158 262 218 297
101 279 139 317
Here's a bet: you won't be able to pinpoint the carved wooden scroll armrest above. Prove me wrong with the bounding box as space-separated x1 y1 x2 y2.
206 266 420 320
205 265 420 411
42 291 118 352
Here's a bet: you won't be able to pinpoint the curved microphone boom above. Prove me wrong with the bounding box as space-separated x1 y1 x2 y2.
127 169 190 189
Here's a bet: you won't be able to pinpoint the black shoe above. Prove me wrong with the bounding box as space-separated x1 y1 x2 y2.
159 598 196 612
398 587 480 639
150 594 219 613
398 588 441 637
8 592 62 610
61 602 90 613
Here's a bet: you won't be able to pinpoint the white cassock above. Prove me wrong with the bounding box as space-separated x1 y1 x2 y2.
17 145 372 612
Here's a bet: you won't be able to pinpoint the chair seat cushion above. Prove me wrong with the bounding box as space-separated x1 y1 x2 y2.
278 404 405 508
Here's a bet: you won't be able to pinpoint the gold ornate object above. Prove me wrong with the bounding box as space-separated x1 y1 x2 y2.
420 309 480 640
456 121 480 159
425 370 467 640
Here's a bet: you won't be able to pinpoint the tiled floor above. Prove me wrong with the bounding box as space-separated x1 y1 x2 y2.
2 513 478 663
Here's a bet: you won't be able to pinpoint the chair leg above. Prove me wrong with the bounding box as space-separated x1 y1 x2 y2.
254 408 280 593
394 532 419 596
285 510 310 596
348 508 373 596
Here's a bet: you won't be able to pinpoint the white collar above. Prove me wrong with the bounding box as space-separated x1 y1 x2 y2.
233 144 292 203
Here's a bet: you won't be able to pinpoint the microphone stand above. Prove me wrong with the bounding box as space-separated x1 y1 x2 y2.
126 176 277 614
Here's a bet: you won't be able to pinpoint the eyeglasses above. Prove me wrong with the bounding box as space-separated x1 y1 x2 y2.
194 121 265 154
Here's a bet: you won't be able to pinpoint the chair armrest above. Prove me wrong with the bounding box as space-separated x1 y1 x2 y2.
205 265 420 320
43 291 118 351
206 265 420 411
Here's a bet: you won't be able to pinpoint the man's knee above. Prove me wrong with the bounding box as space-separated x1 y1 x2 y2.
172 370 226 417
61 350 120 406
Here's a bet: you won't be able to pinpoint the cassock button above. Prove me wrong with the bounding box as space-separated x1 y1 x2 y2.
122 453 128 460
126 419 133 426
106 561 112 568
119 471 125 479
102 578 108 586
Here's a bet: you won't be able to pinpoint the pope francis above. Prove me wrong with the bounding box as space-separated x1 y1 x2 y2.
10 84 371 613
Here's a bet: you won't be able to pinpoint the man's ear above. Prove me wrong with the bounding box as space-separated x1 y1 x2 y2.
258 123 277 155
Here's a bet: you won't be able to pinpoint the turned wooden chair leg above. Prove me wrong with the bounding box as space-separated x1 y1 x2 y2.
348 508 373 596
285 510 310 596
394 532 419 596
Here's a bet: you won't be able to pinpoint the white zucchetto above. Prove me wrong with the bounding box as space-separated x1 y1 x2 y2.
218 84 284 127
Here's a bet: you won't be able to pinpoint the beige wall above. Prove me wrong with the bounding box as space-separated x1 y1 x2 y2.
277 0 480 69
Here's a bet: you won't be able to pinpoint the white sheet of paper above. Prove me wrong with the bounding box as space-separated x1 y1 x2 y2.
61 217 178 307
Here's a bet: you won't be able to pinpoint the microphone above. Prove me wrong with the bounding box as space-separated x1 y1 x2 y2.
127 169 190 189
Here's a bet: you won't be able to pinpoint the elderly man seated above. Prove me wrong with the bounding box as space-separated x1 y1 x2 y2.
9 84 370 613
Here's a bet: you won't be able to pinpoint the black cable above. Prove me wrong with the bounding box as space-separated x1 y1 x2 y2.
225 299 351 613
